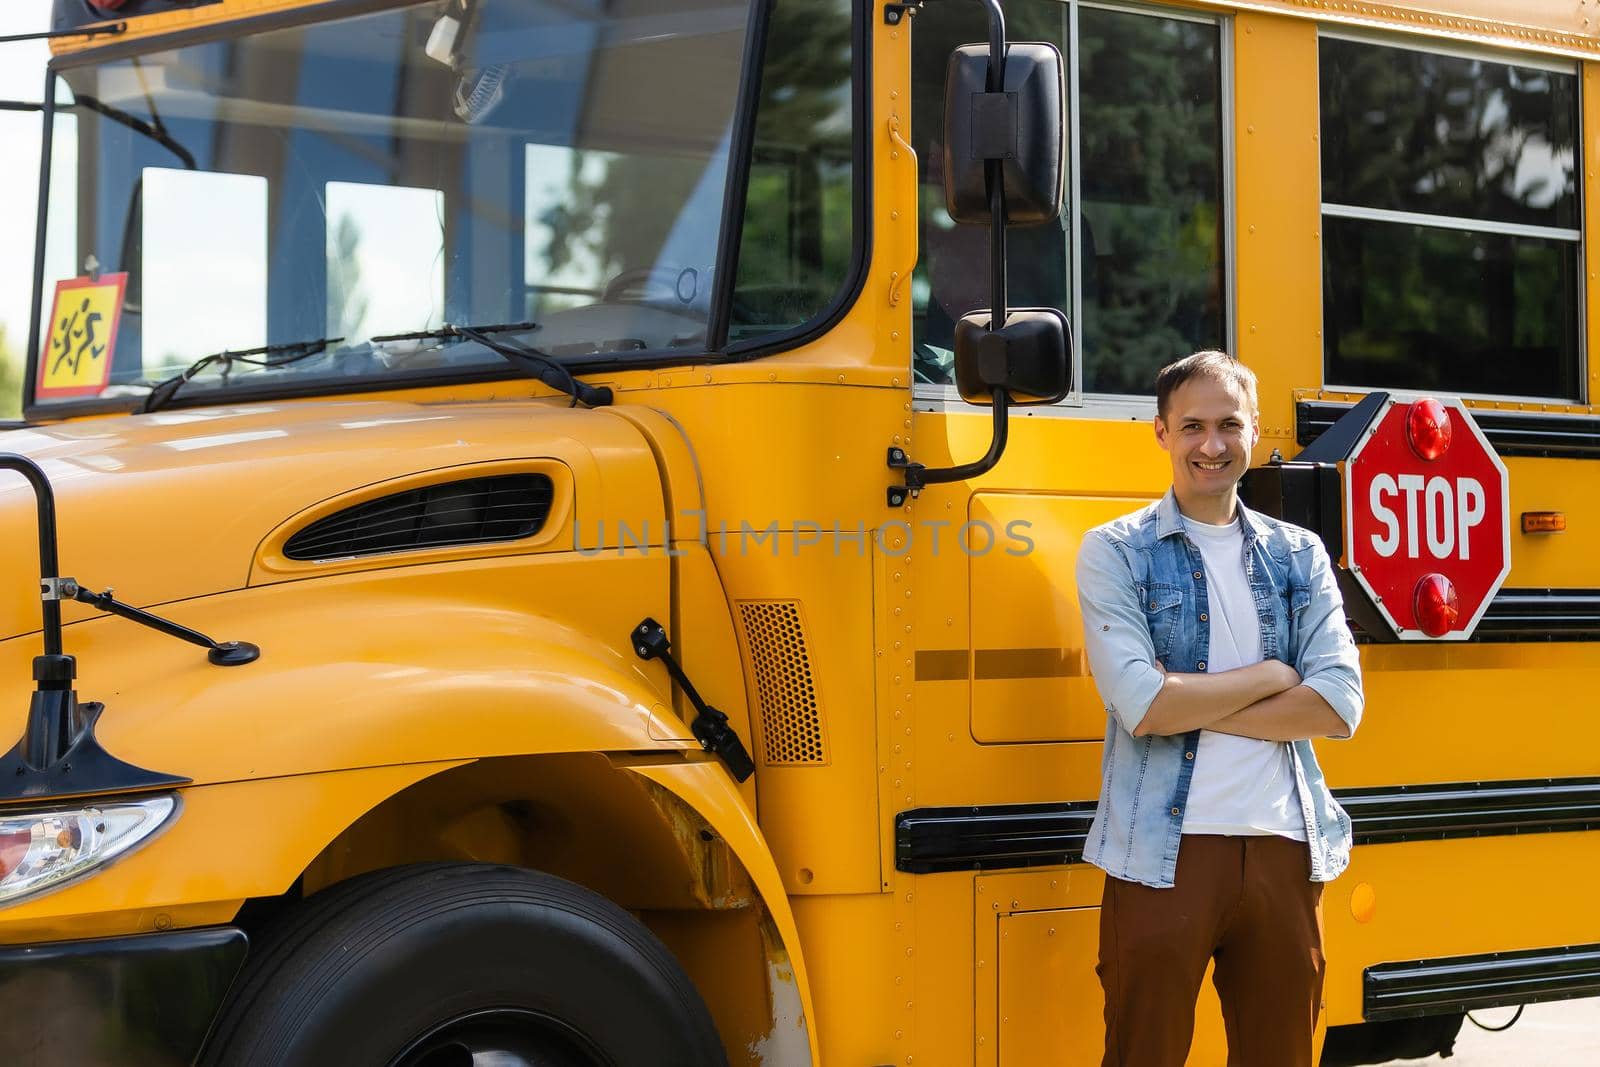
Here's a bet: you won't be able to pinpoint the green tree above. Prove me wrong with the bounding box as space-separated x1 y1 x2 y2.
0 325 22 420
326 214 371 341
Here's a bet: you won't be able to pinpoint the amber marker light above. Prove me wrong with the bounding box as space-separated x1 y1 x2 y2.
1521 512 1567 534
1405 397 1452 461
1413 573 1460 638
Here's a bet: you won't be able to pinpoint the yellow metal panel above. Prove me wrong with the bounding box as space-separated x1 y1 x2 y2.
1233 11 1324 459
630 759 823 1067
0 761 462 943
788 890 901 1065
967 493 1155 743
0 400 663 634
715 535 881 896
55 0 1600 64
1314 641 1600 786
1323 832 1600 1024
997 907 1103 1066
0 551 682 785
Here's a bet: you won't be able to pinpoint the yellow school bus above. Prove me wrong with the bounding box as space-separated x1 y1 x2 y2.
0 0 1595 1063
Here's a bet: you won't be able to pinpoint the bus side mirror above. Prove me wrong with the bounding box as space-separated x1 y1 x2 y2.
954 307 1071 405
943 42 1065 226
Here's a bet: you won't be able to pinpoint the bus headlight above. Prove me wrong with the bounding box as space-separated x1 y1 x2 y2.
0 795 176 906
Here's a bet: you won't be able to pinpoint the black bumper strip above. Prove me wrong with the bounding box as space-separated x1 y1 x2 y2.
1365 942 1600 1021
1298 400 1600 461
895 801 1097 873
1474 589 1600 642
895 780 1600 873
1337 778 1600 844
0 926 247 1064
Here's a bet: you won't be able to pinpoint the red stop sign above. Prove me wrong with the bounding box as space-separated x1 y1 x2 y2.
1344 396 1510 640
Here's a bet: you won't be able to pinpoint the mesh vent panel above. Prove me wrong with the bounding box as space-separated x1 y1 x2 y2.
738 601 827 765
284 474 553 561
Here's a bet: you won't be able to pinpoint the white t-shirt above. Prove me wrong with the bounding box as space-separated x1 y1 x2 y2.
1179 514 1306 841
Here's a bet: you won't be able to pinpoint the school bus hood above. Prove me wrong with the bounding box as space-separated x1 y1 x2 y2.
0 398 671 643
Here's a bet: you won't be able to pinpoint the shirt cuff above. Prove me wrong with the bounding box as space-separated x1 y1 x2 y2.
1302 672 1362 732
1112 661 1166 734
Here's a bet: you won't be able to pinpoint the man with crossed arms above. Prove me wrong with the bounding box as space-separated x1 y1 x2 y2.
1077 351 1364 1066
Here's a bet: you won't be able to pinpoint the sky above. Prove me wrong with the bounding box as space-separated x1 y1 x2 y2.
0 1 53 368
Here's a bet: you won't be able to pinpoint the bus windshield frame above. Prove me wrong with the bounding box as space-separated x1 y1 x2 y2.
24 0 811 417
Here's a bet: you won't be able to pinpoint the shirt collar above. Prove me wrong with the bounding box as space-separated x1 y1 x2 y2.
1158 486 1270 544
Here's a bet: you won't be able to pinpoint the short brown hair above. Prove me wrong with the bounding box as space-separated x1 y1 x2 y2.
1155 350 1258 420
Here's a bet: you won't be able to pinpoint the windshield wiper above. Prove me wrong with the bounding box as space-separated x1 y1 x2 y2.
73 93 196 170
371 321 613 408
139 336 343 413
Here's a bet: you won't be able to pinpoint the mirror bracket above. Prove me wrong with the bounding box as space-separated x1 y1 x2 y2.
883 1 923 26
886 387 1011 507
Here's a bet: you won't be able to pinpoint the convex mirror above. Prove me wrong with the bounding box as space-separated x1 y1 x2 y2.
954 307 1071 405
943 42 1065 226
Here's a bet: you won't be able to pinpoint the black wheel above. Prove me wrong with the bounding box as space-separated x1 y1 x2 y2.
202 863 728 1067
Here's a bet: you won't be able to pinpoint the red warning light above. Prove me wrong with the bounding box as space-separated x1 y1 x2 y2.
1405 398 1453 462
1413 573 1460 638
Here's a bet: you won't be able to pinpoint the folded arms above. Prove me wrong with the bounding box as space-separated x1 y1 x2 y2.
1076 530 1363 743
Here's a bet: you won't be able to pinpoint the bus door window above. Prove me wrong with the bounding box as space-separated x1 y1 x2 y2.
910 1 1227 399
726 0 856 345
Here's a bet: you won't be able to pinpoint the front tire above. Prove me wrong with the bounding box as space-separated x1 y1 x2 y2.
202 863 728 1067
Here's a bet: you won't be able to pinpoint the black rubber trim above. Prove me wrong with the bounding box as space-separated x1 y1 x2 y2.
895 801 1096 873
1364 942 1600 1021
1337 778 1600 844
26 0 873 420
1298 400 1600 460
894 779 1600 873
1474 588 1600 642
0 926 247 1064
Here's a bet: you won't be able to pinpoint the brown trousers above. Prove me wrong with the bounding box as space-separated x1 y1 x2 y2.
1097 834 1326 1067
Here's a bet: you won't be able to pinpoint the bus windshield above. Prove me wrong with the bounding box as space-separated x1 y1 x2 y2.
30 0 751 410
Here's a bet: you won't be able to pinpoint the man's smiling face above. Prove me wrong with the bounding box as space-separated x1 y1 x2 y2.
1153 373 1260 520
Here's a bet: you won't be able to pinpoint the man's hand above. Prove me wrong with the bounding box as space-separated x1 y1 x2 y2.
1131 658 1301 738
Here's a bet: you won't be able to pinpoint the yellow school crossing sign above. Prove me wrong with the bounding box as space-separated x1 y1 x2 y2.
37 273 127 399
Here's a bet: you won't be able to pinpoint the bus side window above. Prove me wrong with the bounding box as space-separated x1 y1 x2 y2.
1319 37 1581 402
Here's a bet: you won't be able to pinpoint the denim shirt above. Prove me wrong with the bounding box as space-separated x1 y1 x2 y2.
1076 489 1364 888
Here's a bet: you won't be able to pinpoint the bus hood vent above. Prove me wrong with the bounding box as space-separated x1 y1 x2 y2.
283 474 554 561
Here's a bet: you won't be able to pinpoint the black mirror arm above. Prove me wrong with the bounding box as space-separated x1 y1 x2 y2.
887 0 1014 508
887 386 1010 506
0 456 66 658
979 0 1009 319
0 23 126 45
69 585 260 666
0 454 258 667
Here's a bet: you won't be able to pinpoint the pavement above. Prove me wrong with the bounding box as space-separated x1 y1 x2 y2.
1376 999 1600 1065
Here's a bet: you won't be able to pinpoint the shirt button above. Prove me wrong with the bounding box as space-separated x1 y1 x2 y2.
1150 602 1157 610
1171 807 1181 816
1199 612 1208 621
1185 751 1194 760
1193 570 1202 579
1197 660 1207 670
